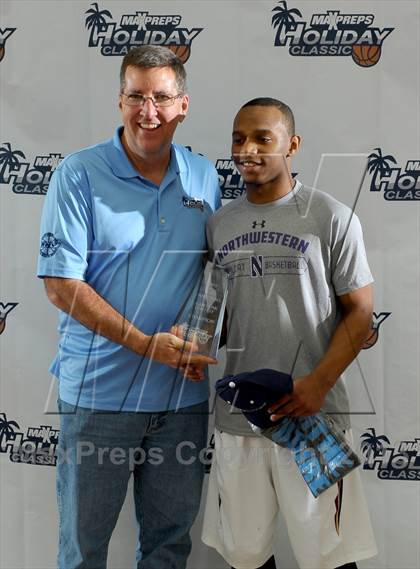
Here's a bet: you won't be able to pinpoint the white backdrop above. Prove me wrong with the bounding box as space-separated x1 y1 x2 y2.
1 1 419 568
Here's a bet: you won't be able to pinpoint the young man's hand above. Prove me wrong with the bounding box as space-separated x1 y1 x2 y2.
267 374 331 420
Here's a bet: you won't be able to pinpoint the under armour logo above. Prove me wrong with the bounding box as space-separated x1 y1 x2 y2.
252 220 266 229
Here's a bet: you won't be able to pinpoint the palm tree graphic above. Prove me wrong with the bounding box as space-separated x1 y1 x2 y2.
272 1 302 46
0 143 26 184
85 3 113 45
367 148 397 192
360 428 390 462
0 413 20 450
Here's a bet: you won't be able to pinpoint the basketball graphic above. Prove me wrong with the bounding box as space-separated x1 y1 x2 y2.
362 327 379 349
0 29 16 63
362 312 391 350
167 45 191 64
352 45 382 67
0 303 18 336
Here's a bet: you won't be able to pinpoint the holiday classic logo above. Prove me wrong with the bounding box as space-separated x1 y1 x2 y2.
85 2 203 61
0 302 18 336
368 148 420 201
0 27 16 63
362 311 391 350
217 158 298 200
0 143 63 195
0 413 59 467
361 428 420 481
216 159 246 200
271 1 393 67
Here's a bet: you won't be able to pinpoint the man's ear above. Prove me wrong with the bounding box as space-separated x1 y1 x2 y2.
179 94 189 121
288 134 301 157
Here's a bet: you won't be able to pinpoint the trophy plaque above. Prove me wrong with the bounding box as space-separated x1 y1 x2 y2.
176 263 228 358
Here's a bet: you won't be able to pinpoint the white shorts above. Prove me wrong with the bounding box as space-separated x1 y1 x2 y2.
202 429 377 569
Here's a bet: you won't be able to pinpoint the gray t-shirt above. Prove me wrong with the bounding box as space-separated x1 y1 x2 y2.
207 181 373 435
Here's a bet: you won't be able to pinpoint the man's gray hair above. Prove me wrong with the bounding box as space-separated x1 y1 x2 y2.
120 46 187 93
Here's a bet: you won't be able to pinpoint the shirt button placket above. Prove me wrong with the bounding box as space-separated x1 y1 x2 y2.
157 194 167 231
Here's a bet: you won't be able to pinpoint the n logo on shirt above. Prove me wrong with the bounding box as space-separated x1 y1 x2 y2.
250 255 264 278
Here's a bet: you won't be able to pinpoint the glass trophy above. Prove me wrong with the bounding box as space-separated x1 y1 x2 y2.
175 263 228 358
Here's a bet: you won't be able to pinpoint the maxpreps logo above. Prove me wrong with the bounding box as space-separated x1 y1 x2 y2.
0 26 16 63
362 311 391 350
0 302 18 336
271 1 393 67
0 143 63 195
361 428 420 481
0 413 58 467
85 3 203 61
217 158 298 200
216 159 245 200
368 148 420 201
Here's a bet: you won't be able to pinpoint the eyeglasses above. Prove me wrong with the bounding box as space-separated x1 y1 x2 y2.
121 92 183 108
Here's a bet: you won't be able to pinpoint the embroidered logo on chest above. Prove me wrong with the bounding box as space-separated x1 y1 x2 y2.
182 196 204 211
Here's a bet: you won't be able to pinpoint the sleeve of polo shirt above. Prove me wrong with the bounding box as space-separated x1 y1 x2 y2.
37 157 93 281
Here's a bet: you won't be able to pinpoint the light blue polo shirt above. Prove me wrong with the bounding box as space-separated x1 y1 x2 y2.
37 127 221 411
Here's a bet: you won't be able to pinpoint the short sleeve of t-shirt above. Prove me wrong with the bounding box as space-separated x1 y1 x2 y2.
330 212 373 296
37 157 93 280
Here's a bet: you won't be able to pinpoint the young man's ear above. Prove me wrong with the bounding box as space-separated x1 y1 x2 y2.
287 135 301 157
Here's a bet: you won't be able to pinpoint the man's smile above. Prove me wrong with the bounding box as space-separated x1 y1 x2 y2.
138 122 161 130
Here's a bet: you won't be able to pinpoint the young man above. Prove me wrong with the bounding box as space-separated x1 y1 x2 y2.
202 98 377 569
37 46 220 568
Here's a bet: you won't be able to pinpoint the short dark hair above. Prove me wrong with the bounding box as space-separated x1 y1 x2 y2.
241 97 295 136
120 46 187 93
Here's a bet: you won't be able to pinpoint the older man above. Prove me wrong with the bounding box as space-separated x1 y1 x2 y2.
37 46 220 569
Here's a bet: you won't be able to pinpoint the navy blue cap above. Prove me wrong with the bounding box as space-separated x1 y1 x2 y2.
215 369 293 429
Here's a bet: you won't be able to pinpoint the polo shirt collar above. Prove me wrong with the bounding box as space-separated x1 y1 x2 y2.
107 126 187 180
